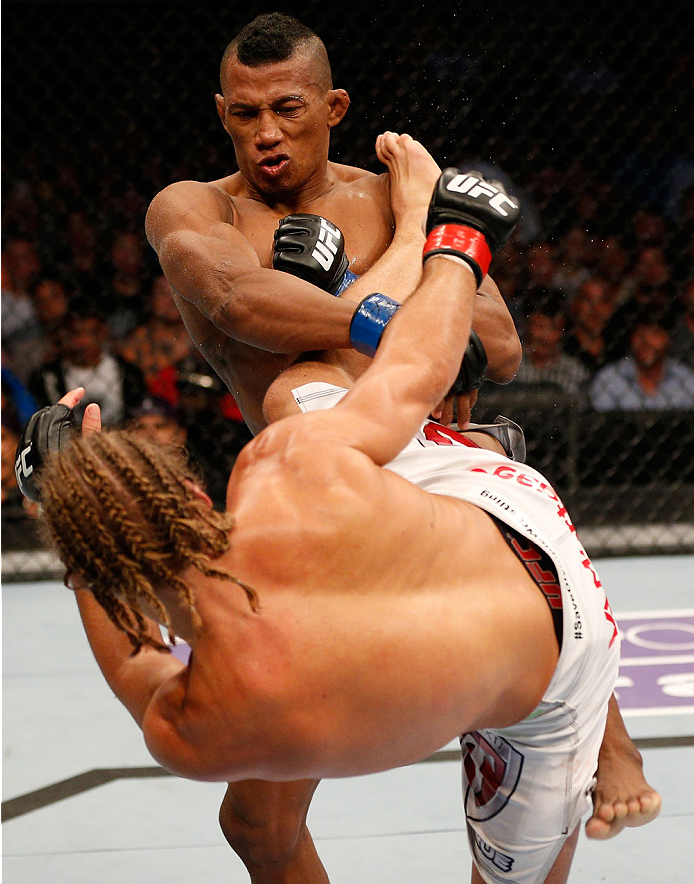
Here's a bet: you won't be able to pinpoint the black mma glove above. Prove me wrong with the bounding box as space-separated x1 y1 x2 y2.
273 214 355 296
423 169 520 286
14 403 75 502
447 329 488 396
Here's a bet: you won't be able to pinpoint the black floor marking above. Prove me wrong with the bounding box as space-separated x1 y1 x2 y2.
3 736 692 822
2 767 170 822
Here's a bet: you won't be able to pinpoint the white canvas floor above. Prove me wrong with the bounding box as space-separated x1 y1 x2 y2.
3 555 693 883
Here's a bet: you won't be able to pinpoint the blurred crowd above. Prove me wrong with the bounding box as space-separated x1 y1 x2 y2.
1 195 253 517
2 144 694 519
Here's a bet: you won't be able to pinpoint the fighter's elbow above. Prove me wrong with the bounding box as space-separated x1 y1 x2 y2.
143 712 223 782
486 332 522 384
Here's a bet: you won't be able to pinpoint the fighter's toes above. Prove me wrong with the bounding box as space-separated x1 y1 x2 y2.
586 789 661 840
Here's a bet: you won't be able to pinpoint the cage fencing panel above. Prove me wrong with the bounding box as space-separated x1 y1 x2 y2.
3 1 693 578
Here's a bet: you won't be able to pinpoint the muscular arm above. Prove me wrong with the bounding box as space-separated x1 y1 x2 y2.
74 587 184 728
146 181 356 353
146 176 519 380
473 275 521 383
294 257 480 466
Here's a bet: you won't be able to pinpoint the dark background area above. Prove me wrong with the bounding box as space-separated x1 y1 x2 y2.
3 1 694 564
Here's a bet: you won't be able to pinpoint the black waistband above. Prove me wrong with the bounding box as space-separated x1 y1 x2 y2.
489 515 563 651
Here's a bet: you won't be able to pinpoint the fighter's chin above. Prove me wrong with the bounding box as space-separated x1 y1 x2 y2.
252 159 295 194
253 177 294 199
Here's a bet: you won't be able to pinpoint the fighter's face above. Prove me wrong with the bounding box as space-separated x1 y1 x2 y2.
216 50 348 200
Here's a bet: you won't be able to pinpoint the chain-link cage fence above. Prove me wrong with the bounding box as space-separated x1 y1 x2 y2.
3 1 693 579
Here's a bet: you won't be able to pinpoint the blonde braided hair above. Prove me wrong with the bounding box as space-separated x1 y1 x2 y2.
38 429 258 654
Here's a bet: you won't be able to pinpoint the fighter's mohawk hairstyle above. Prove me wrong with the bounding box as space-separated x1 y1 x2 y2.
232 13 319 66
220 13 332 90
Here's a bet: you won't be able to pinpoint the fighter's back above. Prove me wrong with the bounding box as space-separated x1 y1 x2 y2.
170 414 560 782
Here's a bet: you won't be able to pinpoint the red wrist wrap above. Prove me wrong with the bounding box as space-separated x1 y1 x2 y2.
423 224 492 280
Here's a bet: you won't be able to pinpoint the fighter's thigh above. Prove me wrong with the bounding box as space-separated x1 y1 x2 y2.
220 778 321 831
470 826 579 884
461 730 581 884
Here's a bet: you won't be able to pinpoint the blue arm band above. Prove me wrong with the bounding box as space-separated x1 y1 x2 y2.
334 268 359 297
349 293 401 358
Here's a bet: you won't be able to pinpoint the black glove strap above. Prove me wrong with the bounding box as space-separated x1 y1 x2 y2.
447 330 488 396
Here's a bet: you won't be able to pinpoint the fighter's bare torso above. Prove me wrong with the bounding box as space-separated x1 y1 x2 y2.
160 163 392 431
147 415 558 784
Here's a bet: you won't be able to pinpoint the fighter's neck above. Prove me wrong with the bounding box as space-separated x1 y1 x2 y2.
243 165 341 215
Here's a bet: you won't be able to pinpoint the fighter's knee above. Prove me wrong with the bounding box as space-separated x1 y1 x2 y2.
218 792 307 867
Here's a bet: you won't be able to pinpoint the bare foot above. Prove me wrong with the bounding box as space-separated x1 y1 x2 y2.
375 131 441 232
586 738 662 839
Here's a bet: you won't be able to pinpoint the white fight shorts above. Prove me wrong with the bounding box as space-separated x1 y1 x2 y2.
292 382 620 884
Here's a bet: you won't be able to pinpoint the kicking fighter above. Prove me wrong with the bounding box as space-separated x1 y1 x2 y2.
24 166 659 883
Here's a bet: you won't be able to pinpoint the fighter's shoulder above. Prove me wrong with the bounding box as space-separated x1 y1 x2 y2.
329 162 389 197
233 413 375 488
146 177 237 230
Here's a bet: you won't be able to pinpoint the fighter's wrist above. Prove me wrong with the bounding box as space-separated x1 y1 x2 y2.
423 252 478 279
423 223 491 285
349 293 401 357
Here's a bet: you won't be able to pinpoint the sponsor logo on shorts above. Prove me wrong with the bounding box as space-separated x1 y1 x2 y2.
467 824 515 874
461 730 523 821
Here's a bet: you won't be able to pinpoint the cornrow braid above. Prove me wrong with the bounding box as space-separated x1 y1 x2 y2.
42 456 160 652
37 429 257 654
93 434 258 610
43 444 182 652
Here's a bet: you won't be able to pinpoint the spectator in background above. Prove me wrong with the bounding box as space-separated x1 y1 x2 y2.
552 225 595 299
57 211 106 295
515 241 567 325
564 277 621 372
1 238 44 381
595 235 632 310
669 278 694 369
174 357 252 509
116 274 195 398
104 230 152 339
487 239 525 331
28 305 147 428
1 365 38 430
127 395 188 450
590 320 694 411
628 206 669 254
2 180 42 241
1 423 22 507
514 302 590 397
31 276 71 363
603 244 680 360
2 236 42 296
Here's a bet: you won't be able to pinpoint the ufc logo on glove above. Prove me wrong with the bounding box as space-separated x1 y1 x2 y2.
311 218 343 271
446 174 518 217
15 442 34 484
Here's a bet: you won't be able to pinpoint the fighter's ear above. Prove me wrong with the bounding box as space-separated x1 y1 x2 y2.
215 93 228 132
327 88 350 127
186 480 213 509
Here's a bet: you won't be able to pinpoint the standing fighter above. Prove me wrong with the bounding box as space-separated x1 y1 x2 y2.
144 14 520 880
31 163 650 883
141 14 658 882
